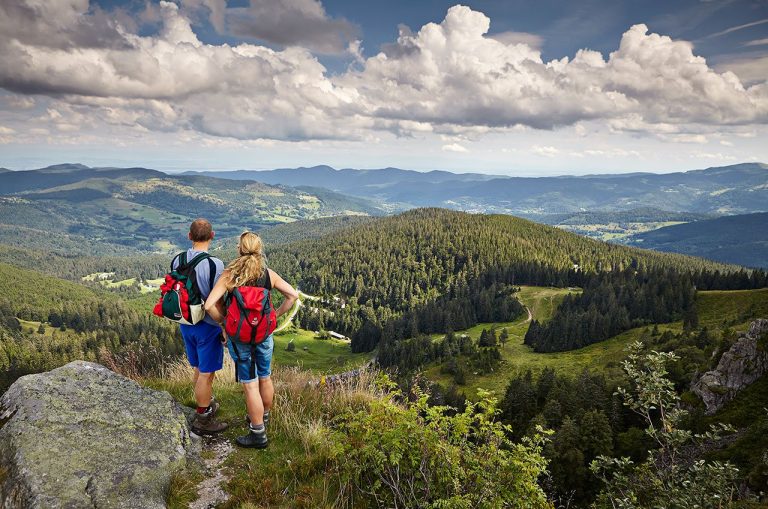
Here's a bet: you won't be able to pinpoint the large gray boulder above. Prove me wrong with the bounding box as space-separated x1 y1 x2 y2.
692 319 768 415
0 361 198 508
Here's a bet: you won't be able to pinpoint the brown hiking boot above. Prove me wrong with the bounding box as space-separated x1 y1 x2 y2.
191 411 228 435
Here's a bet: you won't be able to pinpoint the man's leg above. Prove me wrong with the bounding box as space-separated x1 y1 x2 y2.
195 371 214 409
190 323 227 435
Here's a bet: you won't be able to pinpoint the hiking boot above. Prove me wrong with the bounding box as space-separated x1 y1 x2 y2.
208 398 220 417
236 427 268 449
191 411 228 435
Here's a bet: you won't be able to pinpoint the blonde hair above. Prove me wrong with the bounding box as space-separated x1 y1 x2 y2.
226 232 266 291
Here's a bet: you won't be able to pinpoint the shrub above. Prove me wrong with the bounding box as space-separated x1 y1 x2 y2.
332 383 551 508
591 342 740 509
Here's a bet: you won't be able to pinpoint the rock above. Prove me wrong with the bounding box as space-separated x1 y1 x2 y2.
692 319 768 415
0 361 199 508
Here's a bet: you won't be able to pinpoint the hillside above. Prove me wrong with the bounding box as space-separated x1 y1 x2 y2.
425 287 768 395
626 212 768 268
528 207 712 242
186 163 768 215
0 262 181 389
0 165 380 253
267 208 765 358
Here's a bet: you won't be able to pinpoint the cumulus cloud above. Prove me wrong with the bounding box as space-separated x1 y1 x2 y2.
0 1 767 146
487 30 544 50
339 6 768 130
191 0 360 55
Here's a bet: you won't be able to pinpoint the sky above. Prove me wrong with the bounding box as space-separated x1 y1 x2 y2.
1 0 767 176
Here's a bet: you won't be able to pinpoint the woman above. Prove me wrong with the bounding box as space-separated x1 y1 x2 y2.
205 231 298 449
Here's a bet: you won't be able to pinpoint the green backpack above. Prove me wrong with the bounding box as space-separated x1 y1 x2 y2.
152 252 215 325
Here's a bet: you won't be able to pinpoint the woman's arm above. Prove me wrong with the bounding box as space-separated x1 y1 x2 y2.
204 270 230 324
269 269 299 318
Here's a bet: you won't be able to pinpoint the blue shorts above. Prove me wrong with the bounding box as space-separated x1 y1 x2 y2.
227 334 274 383
180 321 224 373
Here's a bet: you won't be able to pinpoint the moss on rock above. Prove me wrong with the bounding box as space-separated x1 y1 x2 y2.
0 361 199 508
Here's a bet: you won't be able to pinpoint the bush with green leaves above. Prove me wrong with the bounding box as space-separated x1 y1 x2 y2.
591 342 740 509
333 381 551 508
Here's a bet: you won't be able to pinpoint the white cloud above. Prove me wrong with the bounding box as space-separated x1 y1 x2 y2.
706 18 768 39
531 145 560 157
187 0 360 55
744 38 768 48
487 30 543 50
665 134 709 144
716 54 768 86
442 143 468 152
694 152 738 161
0 1 766 148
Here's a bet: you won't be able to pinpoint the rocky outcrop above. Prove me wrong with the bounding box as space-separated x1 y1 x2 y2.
692 319 768 415
0 361 199 508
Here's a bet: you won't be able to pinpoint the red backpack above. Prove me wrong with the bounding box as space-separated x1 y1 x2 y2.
224 269 276 346
153 252 214 325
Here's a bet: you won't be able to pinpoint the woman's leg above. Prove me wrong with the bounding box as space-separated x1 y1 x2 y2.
242 380 264 425
259 377 274 413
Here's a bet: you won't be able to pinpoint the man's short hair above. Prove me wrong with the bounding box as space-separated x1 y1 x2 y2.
189 218 213 242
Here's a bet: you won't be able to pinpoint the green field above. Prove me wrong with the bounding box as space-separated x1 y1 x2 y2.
424 287 768 397
272 327 371 373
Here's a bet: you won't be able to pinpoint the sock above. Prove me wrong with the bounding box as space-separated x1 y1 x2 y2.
249 423 266 434
263 411 270 425
196 406 210 414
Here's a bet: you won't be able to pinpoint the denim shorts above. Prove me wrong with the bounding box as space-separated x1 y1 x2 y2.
227 334 274 383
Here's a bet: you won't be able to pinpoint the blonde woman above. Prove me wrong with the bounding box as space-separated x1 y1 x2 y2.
205 232 298 448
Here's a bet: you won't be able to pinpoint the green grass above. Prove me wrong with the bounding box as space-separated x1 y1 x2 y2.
424 287 768 397
149 372 353 508
696 288 768 332
273 328 371 373
517 285 580 322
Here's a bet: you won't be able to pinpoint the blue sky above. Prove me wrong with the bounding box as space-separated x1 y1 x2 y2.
1 0 767 175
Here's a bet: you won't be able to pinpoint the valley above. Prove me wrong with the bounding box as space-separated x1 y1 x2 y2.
1 165 767 508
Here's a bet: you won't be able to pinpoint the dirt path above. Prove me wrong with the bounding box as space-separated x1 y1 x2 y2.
274 290 319 333
190 435 233 509
525 306 533 323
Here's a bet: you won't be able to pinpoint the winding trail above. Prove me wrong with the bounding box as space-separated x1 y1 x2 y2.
274 290 318 333
190 435 233 509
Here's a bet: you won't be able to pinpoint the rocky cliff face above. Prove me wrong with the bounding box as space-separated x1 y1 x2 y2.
692 319 768 415
0 361 199 509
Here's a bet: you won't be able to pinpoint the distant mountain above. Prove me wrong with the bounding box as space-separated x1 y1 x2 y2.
528 208 713 226
626 212 768 269
0 164 163 195
186 163 768 215
183 165 499 208
0 164 381 254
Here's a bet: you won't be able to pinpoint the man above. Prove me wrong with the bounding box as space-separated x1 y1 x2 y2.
174 218 228 435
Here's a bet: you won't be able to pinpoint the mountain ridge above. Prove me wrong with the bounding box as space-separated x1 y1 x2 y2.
181 162 768 215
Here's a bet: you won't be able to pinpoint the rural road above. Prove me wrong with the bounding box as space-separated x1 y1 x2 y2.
274 290 318 333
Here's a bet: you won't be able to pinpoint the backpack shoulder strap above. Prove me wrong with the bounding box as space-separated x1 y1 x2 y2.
170 252 184 272
208 258 216 291
185 252 211 269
